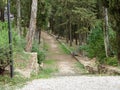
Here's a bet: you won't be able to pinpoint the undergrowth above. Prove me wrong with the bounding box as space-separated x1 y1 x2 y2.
0 72 28 90
59 43 71 54
75 62 87 73
31 59 58 79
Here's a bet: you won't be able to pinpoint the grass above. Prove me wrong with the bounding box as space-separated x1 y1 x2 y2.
0 60 58 89
43 41 49 51
31 59 58 79
31 67 58 79
43 59 56 65
0 72 28 90
75 62 87 73
14 52 30 69
59 43 71 54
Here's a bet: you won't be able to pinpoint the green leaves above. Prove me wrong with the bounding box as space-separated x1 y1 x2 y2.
72 0 96 33
0 22 8 46
80 21 105 60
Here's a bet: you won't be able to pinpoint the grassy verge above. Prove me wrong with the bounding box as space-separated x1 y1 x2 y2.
0 72 28 90
59 43 71 54
75 62 87 74
31 59 58 79
14 52 30 69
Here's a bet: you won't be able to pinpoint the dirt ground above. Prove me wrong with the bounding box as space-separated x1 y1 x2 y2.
41 32 82 76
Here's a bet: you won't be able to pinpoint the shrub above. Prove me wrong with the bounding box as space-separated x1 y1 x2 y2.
79 21 118 66
32 42 45 64
0 21 25 73
0 47 10 74
104 57 118 66
79 21 106 62
0 22 10 73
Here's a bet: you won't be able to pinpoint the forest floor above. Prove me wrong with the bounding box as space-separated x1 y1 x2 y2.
19 32 120 90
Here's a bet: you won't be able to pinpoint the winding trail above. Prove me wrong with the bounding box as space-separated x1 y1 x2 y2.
20 32 120 90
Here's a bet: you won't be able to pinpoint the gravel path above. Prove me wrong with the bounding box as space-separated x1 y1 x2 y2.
19 32 120 90
20 76 120 90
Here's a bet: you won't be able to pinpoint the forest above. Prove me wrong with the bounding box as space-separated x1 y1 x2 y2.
0 0 120 89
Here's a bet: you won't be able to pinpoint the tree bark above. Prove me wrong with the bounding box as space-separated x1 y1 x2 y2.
75 33 78 45
65 14 69 43
25 0 38 52
103 7 110 57
17 0 21 37
69 17 72 46
38 29 41 44
0 8 4 22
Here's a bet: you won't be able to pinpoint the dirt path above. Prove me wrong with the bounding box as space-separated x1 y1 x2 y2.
41 32 80 76
19 32 120 90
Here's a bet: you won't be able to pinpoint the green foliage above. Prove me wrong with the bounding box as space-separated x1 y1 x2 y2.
0 22 10 71
0 22 25 71
43 42 49 51
0 0 6 9
31 67 58 79
31 59 58 79
59 43 71 54
0 73 28 89
80 21 105 61
75 62 88 74
0 22 8 45
37 0 51 30
32 42 45 64
104 57 118 66
0 47 10 71
43 59 55 65
109 27 117 55
75 62 84 69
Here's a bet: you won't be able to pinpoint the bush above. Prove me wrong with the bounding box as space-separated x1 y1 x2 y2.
104 57 118 66
0 22 10 73
0 47 10 73
79 21 106 62
0 22 25 73
32 42 45 64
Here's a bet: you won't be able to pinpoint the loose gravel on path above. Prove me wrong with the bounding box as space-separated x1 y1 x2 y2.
20 76 120 90
19 32 120 90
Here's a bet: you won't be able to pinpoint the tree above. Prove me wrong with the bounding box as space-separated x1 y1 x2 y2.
36 0 51 44
102 0 111 57
17 0 21 37
0 0 5 21
109 0 120 64
25 0 38 52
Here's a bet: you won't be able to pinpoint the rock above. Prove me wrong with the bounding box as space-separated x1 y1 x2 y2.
15 52 39 78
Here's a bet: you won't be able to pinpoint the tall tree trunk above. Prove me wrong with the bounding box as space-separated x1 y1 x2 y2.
0 8 4 22
75 33 78 45
78 24 81 46
66 23 69 43
103 7 110 57
69 17 72 46
25 0 38 52
38 29 41 44
96 0 102 19
17 0 21 36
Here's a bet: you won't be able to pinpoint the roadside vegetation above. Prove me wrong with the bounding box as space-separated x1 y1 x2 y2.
31 59 58 79
0 72 28 90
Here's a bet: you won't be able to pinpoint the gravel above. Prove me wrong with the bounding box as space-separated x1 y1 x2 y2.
19 76 120 90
